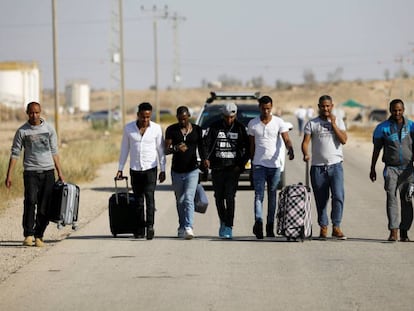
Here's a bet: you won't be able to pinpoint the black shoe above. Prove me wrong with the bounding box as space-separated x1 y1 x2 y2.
266 223 275 237
400 229 410 242
146 226 155 240
253 221 263 239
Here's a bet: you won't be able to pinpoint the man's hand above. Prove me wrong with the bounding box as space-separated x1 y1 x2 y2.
159 171 166 183
369 168 376 182
115 170 123 180
5 176 11 189
328 113 336 125
288 147 294 160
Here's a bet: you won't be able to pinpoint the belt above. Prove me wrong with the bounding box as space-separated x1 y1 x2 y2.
25 169 54 174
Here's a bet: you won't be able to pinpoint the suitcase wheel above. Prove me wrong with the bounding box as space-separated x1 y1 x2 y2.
57 223 63 230
72 223 78 231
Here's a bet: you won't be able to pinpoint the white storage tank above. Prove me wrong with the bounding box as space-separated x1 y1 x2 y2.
0 61 40 109
65 81 90 113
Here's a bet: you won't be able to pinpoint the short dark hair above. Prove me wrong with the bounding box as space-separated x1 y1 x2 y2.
26 101 40 113
138 102 152 113
318 95 332 105
176 106 190 116
389 98 404 110
258 95 272 106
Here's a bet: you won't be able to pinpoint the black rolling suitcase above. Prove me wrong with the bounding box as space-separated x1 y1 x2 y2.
108 177 145 238
276 162 312 241
49 181 80 230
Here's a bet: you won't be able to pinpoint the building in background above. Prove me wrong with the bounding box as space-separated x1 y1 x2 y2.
65 81 90 114
0 61 40 110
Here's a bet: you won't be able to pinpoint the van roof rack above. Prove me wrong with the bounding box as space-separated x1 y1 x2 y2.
206 91 260 104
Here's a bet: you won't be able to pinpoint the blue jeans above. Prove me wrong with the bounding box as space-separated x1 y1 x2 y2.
310 162 344 227
171 169 199 230
253 165 281 224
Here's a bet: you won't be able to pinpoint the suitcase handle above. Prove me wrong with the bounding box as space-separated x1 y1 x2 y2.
114 176 130 205
305 161 310 190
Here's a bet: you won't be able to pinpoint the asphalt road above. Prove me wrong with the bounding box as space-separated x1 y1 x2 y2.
1 126 414 311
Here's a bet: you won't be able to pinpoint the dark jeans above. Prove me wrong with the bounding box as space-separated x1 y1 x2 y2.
211 167 240 227
130 167 157 226
23 170 55 238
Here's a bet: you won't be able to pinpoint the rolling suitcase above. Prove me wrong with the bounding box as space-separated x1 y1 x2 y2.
108 177 145 238
276 162 312 241
49 181 80 230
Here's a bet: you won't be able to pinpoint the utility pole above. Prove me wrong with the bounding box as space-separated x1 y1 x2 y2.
109 0 126 128
51 0 60 144
171 12 186 89
119 0 126 128
141 5 169 124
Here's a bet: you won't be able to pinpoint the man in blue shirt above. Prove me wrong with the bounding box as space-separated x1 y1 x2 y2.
370 99 414 242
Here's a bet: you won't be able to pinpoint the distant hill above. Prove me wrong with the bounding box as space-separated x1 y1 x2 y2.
40 78 413 118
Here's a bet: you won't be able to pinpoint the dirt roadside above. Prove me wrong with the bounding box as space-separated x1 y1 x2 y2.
0 161 118 283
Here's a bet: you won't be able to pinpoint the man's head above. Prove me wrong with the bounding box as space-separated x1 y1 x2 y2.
176 106 191 128
222 102 237 126
318 95 333 118
258 95 273 119
26 102 41 125
137 102 152 127
389 99 404 123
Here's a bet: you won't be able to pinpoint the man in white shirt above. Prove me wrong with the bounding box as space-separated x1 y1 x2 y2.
295 105 307 136
248 95 294 239
116 102 166 240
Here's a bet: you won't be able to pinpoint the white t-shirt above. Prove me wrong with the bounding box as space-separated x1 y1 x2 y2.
248 115 289 168
295 107 307 120
304 116 346 166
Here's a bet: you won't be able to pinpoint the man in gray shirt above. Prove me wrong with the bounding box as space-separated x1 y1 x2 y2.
5 102 64 247
301 95 347 240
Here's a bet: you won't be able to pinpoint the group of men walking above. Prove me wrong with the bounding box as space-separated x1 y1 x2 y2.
114 95 349 241
5 96 413 246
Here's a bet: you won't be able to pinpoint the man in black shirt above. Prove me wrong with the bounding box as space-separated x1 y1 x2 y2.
204 103 250 239
165 106 207 239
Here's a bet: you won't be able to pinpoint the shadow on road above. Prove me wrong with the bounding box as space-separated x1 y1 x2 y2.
61 235 398 244
87 184 174 193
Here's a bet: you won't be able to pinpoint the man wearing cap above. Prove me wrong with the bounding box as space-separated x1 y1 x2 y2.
203 102 250 239
248 95 294 239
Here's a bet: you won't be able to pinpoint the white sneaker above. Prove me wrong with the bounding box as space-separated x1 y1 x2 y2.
184 227 194 240
177 228 185 238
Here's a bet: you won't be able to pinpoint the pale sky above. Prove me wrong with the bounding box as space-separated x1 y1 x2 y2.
1 0 413 90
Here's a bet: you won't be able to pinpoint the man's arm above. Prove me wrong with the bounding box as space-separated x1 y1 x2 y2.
330 114 347 144
156 129 166 183
52 154 64 182
369 147 381 182
301 133 311 162
249 135 255 161
5 157 17 188
281 132 294 160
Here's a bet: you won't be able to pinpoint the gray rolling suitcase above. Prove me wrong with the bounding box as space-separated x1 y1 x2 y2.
49 181 80 230
276 162 312 241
